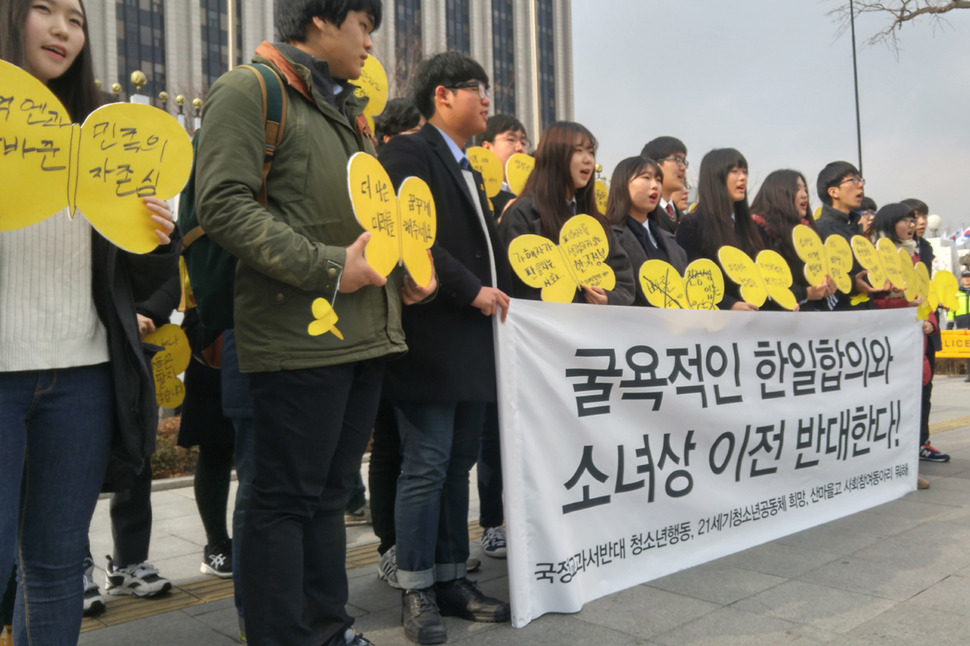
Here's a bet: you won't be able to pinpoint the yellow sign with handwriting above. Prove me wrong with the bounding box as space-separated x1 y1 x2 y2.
717 246 797 310
0 60 192 253
791 224 852 294
594 179 608 214
347 152 436 288
142 324 190 408
352 55 388 118
467 146 503 198
507 214 615 303
506 153 535 196
638 258 724 310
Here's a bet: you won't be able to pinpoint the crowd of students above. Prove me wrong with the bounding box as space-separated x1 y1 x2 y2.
1 0 965 645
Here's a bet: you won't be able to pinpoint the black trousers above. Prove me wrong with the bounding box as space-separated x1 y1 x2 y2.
109 463 152 566
240 360 383 646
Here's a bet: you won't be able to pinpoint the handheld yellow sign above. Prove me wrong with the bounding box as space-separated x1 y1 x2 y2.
934 270 959 311
0 60 193 253
466 146 503 198
506 153 535 196
717 246 797 310
507 214 615 303
594 179 609 214
351 55 389 118
791 224 852 294
850 235 891 290
308 298 344 339
142 324 191 408
638 258 724 310
346 152 436 287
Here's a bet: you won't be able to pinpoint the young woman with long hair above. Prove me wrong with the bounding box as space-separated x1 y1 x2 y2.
749 169 837 308
605 156 688 306
0 1 180 641
675 148 763 310
498 121 634 304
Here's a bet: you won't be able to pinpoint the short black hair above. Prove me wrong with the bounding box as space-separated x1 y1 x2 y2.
478 114 527 144
374 97 422 142
872 202 916 244
411 51 488 119
641 136 686 162
275 0 382 42
858 196 878 212
816 161 860 205
901 198 928 216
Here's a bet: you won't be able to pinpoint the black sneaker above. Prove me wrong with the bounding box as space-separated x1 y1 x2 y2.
435 578 510 623
200 541 233 578
402 588 446 645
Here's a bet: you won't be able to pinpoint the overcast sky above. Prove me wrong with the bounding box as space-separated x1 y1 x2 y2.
570 0 970 234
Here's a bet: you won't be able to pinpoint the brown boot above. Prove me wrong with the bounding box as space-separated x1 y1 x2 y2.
918 476 930 490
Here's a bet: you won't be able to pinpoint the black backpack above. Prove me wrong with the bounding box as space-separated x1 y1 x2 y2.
178 64 287 330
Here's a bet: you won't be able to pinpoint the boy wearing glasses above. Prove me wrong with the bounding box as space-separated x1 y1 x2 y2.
641 136 689 233
378 52 512 645
815 161 880 310
479 114 529 218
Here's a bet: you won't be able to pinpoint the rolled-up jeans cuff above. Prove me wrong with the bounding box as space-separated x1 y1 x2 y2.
434 562 466 584
397 568 435 591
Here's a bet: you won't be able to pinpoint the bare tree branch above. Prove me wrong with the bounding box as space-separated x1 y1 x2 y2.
829 0 970 50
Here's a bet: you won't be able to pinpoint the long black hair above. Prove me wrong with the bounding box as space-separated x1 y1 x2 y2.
0 0 101 122
694 148 762 258
520 121 604 239
604 156 663 226
749 169 814 263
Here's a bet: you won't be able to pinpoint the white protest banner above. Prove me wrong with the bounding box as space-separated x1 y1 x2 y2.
495 301 922 628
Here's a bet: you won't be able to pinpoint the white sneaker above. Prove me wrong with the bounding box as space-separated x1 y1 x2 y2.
377 545 402 589
481 526 507 559
82 557 105 616
104 556 172 598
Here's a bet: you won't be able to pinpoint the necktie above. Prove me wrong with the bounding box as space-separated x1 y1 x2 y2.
460 157 471 171
665 203 674 218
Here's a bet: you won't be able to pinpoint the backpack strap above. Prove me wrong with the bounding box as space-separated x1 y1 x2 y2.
238 64 287 208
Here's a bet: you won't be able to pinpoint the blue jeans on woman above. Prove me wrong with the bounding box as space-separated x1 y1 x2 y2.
0 364 114 643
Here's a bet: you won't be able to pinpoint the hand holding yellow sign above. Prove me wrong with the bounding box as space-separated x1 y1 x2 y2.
347 152 436 287
308 298 344 339
0 60 192 253
638 258 724 310
791 224 852 293
506 153 535 196
466 146 503 198
142 324 190 408
717 246 797 310
507 214 615 303
594 179 609 214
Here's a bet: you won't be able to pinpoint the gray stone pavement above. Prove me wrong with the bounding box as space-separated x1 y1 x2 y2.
78 374 970 646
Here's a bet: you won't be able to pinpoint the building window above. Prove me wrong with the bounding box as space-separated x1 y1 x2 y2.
491 0 515 115
116 0 165 101
201 0 243 89
395 0 423 95
536 0 556 130
446 0 470 54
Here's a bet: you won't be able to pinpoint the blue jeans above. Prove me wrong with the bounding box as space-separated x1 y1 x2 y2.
393 401 485 590
0 364 113 643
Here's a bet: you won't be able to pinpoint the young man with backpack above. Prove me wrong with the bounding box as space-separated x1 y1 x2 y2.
194 2 434 644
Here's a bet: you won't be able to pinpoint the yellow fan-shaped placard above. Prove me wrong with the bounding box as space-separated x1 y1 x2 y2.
877 238 906 291
792 224 852 294
346 152 436 287
142 324 191 408
717 246 797 310
913 263 933 320
638 258 725 310
352 55 389 117
507 214 615 303
308 297 344 339
0 60 193 253
851 235 891 291
896 249 919 302
813 205 822 220
506 153 535 196
594 179 609 214
467 146 503 198
934 270 959 311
